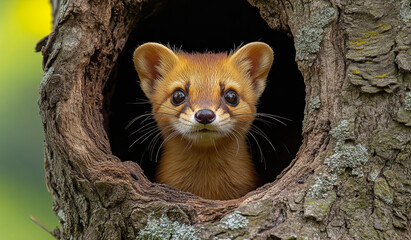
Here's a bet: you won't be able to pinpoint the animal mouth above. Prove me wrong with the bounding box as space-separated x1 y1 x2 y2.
184 128 224 141
191 128 218 134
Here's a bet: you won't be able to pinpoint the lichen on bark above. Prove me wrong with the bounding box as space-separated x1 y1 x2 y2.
307 120 369 198
219 211 248 230
400 0 411 24
294 7 336 61
136 213 199 240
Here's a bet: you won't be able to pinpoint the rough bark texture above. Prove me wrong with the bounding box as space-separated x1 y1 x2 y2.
38 0 411 239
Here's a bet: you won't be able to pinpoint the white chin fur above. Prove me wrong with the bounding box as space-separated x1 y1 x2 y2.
172 116 235 142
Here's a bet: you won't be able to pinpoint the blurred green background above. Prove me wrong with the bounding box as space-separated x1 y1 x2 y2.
0 0 59 239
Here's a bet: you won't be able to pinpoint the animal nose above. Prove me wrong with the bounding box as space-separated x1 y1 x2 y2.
194 109 216 124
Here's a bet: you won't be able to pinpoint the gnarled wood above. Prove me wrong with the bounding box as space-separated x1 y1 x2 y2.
38 0 411 239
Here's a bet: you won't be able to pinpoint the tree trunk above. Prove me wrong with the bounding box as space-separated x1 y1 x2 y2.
38 0 411 239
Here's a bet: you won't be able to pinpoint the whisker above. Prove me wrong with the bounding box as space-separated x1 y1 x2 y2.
148 131 164 161
126 100 150 105
187 138 194 152
126 109 179 129
128 121 157 137
129 98 180 113
232 112 289 126
152 102 180 113
155 132 179 163
218 119 230 125
140 114 155 125
245 135 253 156
149 123 177 162
247 130 266 169
257 113 291 125
256 113 291 121
283 144 290 154
147 131 166 160
139 127 164 144
252 118 274 127
132 97 151 103
250 125 276 152
139 112 178 125
211 138 220 156
232 116 274 128
231 129 241 157
129 127 160 148
232 112 290 120
125 112 153 130
182 136 192 154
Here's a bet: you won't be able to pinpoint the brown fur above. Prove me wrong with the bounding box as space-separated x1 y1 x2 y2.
156 137 258 200
133 42 273 200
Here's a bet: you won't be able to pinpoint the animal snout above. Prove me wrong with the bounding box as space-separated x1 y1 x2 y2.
194 109 216 124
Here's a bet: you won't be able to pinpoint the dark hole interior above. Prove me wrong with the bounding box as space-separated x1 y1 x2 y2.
104 0 305 186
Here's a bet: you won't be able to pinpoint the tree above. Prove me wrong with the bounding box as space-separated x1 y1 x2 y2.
37 0 411 239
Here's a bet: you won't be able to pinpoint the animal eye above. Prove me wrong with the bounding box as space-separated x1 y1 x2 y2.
171 89 186 106
224 89 239 106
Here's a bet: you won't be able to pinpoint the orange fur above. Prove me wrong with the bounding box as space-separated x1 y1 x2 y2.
133 42 273 200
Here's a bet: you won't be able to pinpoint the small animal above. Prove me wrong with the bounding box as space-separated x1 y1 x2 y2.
133 42 273 200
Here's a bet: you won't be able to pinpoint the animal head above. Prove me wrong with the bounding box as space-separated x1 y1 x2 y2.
133 42 273 145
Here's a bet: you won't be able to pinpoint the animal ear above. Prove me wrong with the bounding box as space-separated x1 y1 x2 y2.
133 43 178 99
229 42 273 97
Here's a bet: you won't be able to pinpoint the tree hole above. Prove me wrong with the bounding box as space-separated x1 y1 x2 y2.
103 0 305 190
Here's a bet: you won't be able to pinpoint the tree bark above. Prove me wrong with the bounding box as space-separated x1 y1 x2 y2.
38 0 411 239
